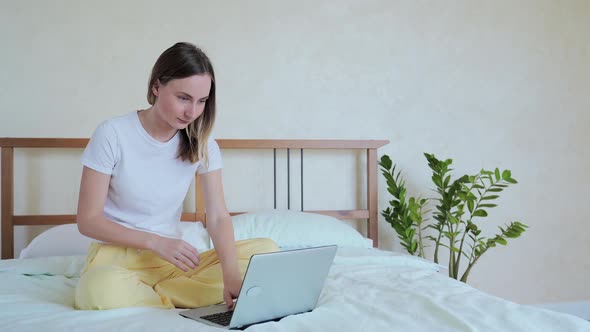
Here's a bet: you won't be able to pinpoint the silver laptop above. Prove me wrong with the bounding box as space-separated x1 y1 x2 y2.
179 245 337 329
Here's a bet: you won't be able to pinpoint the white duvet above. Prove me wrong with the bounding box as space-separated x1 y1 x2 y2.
0 248 588 332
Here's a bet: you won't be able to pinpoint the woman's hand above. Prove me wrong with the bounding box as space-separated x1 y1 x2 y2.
147 235 200 272
223 274 243 310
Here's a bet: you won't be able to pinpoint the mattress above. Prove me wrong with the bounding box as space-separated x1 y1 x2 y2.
0 247 588 331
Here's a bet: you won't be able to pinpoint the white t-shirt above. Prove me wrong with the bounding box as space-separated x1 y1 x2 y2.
81 111 222 239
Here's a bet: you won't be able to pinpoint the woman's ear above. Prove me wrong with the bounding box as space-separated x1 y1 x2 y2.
152 79 160 97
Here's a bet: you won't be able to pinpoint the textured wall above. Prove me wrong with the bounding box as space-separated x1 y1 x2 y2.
1 0 589 304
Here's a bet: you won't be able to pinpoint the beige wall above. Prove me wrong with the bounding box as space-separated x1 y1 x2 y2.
1 0 588 304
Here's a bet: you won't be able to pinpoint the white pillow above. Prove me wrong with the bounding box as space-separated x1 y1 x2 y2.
19 224 94 258
19 222 211 258
179 221 211 253
211 210 373 249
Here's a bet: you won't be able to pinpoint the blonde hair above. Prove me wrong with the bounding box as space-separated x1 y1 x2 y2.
147 42 216 165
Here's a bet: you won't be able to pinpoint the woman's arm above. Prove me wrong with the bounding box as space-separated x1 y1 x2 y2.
200 168 241 308
77 166 200 271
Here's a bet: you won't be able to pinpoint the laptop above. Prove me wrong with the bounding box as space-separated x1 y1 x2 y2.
179 245 337 329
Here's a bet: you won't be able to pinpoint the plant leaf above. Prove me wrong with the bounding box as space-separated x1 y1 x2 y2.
473 209 488 217
380 155 393 170
478 203 498 208
467 199 475 213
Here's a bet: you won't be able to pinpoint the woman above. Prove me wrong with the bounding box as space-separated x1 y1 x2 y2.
74 42 278 310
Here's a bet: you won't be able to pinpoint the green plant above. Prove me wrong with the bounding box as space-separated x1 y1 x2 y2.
379 153 528 282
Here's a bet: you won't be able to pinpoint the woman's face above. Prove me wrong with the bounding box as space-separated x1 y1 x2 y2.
152 74 211 130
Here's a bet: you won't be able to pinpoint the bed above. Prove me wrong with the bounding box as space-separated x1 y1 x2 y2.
1 138 588 332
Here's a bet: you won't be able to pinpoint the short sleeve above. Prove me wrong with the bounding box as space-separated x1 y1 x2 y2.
197 137 223 174
81 121 119 175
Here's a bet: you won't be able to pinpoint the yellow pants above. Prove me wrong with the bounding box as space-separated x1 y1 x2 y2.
74 238 278 310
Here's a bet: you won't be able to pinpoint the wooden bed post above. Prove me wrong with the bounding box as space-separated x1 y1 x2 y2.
367 148 379 248
1 147 14 259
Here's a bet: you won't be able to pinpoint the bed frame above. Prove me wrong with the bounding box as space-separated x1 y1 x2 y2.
0 138 389 259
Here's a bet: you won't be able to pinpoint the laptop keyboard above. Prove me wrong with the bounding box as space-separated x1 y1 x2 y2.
201 310 234 326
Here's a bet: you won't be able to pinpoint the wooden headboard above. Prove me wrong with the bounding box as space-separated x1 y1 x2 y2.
0 138 389 259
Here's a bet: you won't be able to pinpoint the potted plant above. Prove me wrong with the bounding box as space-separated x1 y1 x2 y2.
379 153 528 282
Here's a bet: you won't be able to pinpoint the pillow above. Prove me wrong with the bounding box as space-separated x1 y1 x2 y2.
179 221 211 253
19 222 211 259
210 210 373 249
19 224 94 258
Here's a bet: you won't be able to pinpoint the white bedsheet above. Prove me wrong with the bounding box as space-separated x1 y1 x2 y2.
0 248 588 332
